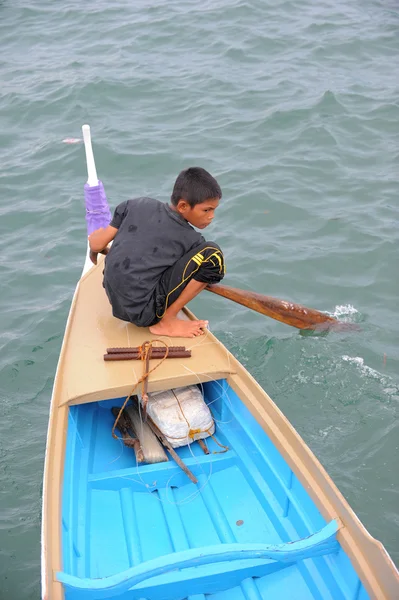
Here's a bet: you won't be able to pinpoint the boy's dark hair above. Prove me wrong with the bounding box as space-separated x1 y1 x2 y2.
171 167 222 207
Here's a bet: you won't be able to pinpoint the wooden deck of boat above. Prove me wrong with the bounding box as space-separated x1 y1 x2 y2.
58 256 235 407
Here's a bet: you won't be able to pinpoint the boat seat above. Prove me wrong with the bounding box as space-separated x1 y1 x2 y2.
57 519 341 599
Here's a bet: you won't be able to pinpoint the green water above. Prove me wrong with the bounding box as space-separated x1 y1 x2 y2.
0 1 398 597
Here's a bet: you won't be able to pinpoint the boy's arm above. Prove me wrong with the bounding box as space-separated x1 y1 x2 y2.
89 225 117 252
88 200 129 264
88 225 118 264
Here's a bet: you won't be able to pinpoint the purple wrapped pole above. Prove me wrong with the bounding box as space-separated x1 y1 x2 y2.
84 181 112 235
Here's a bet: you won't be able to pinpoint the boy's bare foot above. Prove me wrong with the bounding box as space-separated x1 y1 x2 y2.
149 317 208 338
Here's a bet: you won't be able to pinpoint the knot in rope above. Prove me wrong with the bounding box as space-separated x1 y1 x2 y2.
112 339 169 440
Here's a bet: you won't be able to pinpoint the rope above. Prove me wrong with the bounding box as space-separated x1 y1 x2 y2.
111 338 228 454
209 433 229 453
111 340 169 440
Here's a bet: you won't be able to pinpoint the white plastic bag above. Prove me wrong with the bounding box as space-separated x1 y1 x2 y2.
143 385 215 448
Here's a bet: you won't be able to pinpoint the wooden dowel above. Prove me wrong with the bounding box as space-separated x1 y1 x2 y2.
198 439 210 455
107 346 186 354
105 349 190 355
144 416 198 484
164 443 198 484
104 351 191 361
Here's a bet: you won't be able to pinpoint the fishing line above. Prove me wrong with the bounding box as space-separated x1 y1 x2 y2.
179 363 234 426
108 438 155 489
163 444 214 507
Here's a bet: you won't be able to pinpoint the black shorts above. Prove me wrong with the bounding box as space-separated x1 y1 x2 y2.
150 241 225 325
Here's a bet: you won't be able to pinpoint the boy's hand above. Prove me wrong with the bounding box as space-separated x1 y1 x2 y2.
89 246 109 265
90 250 99 265
88 224 118 254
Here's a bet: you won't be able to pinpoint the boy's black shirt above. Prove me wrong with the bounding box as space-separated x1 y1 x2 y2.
103 197 205 325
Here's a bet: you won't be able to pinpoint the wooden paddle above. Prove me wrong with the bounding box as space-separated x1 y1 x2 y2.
206 284 359 331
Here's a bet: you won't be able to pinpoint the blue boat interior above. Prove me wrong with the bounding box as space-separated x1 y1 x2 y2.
59 379 369 600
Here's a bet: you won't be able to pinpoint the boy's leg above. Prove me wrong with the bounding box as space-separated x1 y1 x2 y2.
149 242 224 338
150 279 208 338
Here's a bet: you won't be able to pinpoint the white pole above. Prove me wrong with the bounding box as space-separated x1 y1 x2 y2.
82 124 99 187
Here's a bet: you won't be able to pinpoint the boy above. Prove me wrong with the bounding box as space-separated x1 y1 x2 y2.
88 167 225 338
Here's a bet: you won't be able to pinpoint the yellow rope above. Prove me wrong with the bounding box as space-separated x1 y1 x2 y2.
209 433 229 453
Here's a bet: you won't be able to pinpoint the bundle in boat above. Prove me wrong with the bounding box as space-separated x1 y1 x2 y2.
142 385 215 448
112 385 215 483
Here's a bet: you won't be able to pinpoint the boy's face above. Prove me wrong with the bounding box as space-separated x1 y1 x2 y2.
176 197 219 229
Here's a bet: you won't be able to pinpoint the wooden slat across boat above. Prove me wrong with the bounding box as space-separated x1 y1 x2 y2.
41 128 399 600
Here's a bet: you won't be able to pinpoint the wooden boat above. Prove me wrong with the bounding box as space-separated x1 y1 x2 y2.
41 128 399 600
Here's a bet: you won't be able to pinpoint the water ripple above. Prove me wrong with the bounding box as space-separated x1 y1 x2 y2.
0 0 398 593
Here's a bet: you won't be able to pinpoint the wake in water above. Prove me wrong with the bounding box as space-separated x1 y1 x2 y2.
331 304 359 319
342 355 399 401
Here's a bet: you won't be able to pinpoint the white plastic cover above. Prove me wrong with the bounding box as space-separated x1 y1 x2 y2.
143 385 215 448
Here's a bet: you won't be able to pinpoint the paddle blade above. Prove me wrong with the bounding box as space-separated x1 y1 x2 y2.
206 284 359 331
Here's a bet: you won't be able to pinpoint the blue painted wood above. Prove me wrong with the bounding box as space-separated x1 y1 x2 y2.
88 452 237 491
64 561 292 600
61 383 371 600
240 577 264 600
57 520 339 596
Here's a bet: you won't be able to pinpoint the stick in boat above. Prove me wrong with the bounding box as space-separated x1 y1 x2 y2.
144 415 198 485
206 284 360 331
111 407 144 463
106 345 188 354
129 395 198 484
104 350 191 361
198 439 210 455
